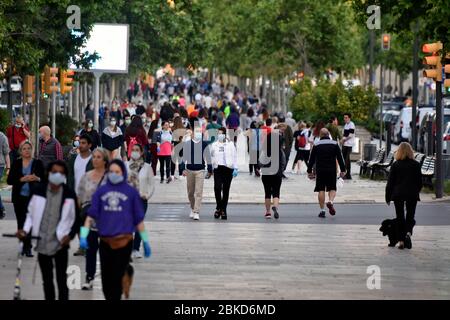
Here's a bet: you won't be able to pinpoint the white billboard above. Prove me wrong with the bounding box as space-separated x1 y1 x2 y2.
69 23 129 73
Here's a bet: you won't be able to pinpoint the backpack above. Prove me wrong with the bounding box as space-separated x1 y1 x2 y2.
128 136 138 158
297 133 307 148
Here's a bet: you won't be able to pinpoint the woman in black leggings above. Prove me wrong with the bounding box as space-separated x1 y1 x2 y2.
385 142 422 250
259 129 286 220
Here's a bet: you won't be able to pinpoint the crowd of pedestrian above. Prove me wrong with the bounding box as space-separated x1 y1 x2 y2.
0 74 422 300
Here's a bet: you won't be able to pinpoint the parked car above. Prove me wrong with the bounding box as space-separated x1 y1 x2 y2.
393 107 412 144
444 122 450 154
418 110 450 154
383 110 400 141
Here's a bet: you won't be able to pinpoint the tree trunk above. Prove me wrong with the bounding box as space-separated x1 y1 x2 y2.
394 72 398 95
399 75 404 96
110 77 116 103
267 78 272 107
276 80 281 112
73 82 79 122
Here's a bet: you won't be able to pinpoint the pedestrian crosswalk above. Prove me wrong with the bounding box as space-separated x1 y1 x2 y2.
150 204 186 221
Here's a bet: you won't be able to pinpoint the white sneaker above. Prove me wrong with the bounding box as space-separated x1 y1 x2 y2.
179 176 186 181
132 250 143 259
82 278 94 291
193 213 200 220
189 210 195 219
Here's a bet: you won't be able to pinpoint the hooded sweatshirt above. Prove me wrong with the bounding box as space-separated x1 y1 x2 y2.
87 160 145 237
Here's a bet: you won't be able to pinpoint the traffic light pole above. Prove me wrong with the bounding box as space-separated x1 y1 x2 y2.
51 63 57 139
435 80 444 198
35 74 40 157
411 21 420 150
379 63 384 149
93 72 103 131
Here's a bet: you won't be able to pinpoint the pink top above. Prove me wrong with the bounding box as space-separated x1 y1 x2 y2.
158 141 172 156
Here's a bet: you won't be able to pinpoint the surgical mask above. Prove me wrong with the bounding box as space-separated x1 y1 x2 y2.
48 172 66 186
194 132 202 141
218 134 226 142
108 172 124 185
141 117 147 123
88 122 94 128
15 123 22 128
125 119 131 125
131 151 141 160
110 121 116 127
73 140 80 148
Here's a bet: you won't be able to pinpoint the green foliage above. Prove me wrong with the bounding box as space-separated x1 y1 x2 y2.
289 77 379 127
54 113 78 146
0 108 11 134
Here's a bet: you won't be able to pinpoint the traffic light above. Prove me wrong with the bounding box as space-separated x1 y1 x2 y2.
44 65 59 94
23 75 35 103
381 34 390 51
422 41 443 81
60 69 74 94
444 54 450 91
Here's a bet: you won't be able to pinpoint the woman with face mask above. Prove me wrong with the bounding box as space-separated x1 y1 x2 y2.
156 121 173 183
210 127 238 220
7 141 46 257
70 135 80 156
77 148 109 290
80 120 101 150
102 118 124 160
80 159 151 300
124 116 148 160
126 144 154 259
17 160 77 300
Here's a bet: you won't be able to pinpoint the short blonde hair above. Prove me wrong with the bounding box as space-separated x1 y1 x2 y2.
92 147 110 168
395 142 414 161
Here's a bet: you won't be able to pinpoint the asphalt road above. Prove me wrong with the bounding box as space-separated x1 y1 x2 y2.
4 202 448 226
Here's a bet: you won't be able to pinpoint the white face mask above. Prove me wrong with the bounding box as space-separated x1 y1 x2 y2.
48 172 66 186
218 134 226 142
110 121 116 127
131 151 141 160
194 132 202 141
88 122 94 128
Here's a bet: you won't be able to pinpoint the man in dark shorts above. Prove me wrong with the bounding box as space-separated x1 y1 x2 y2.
307 128 346 218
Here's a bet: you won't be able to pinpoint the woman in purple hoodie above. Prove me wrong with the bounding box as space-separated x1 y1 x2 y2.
79 159 151 300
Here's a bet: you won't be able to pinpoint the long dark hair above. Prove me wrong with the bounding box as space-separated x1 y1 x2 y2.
148 119 159 139
313 120 325 137
125 116 146 137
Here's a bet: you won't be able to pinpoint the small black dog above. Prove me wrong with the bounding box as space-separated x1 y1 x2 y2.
379 218 399 247
379 218 416 247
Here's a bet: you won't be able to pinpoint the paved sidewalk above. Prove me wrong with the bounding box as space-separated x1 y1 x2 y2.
0 133 447 204
1 220 449 300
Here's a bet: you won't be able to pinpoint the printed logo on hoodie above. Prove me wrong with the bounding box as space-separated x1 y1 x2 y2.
101 191 129 212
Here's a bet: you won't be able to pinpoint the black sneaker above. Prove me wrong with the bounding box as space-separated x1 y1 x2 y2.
82 277 94 291
221 211 227 220
73 248 86 257
326 202 336 216
405 234 412 249
0 208 5 219
318 211 326 218
214 210 221 219
160 179 164 184
167 177 172 184
272 206 279 219
22 248 34 258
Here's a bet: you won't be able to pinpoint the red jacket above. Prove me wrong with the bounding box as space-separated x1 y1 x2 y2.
6 125 29 151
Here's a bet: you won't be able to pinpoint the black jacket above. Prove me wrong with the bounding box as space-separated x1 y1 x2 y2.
7 158 46 203
307 137 345 173
385 158 422 202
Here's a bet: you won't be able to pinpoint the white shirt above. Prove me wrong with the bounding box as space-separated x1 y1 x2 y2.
74 154 92 194
216 143 227 167
204 96 213 108
343 121 356 147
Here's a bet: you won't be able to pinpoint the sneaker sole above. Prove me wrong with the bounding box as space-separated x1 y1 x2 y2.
272 207 279 219
326 203 336 216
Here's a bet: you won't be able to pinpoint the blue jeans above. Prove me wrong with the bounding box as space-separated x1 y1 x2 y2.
0 166 4 210
133 199 148 251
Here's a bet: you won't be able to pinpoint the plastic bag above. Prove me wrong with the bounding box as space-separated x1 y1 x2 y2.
337 177 344 189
